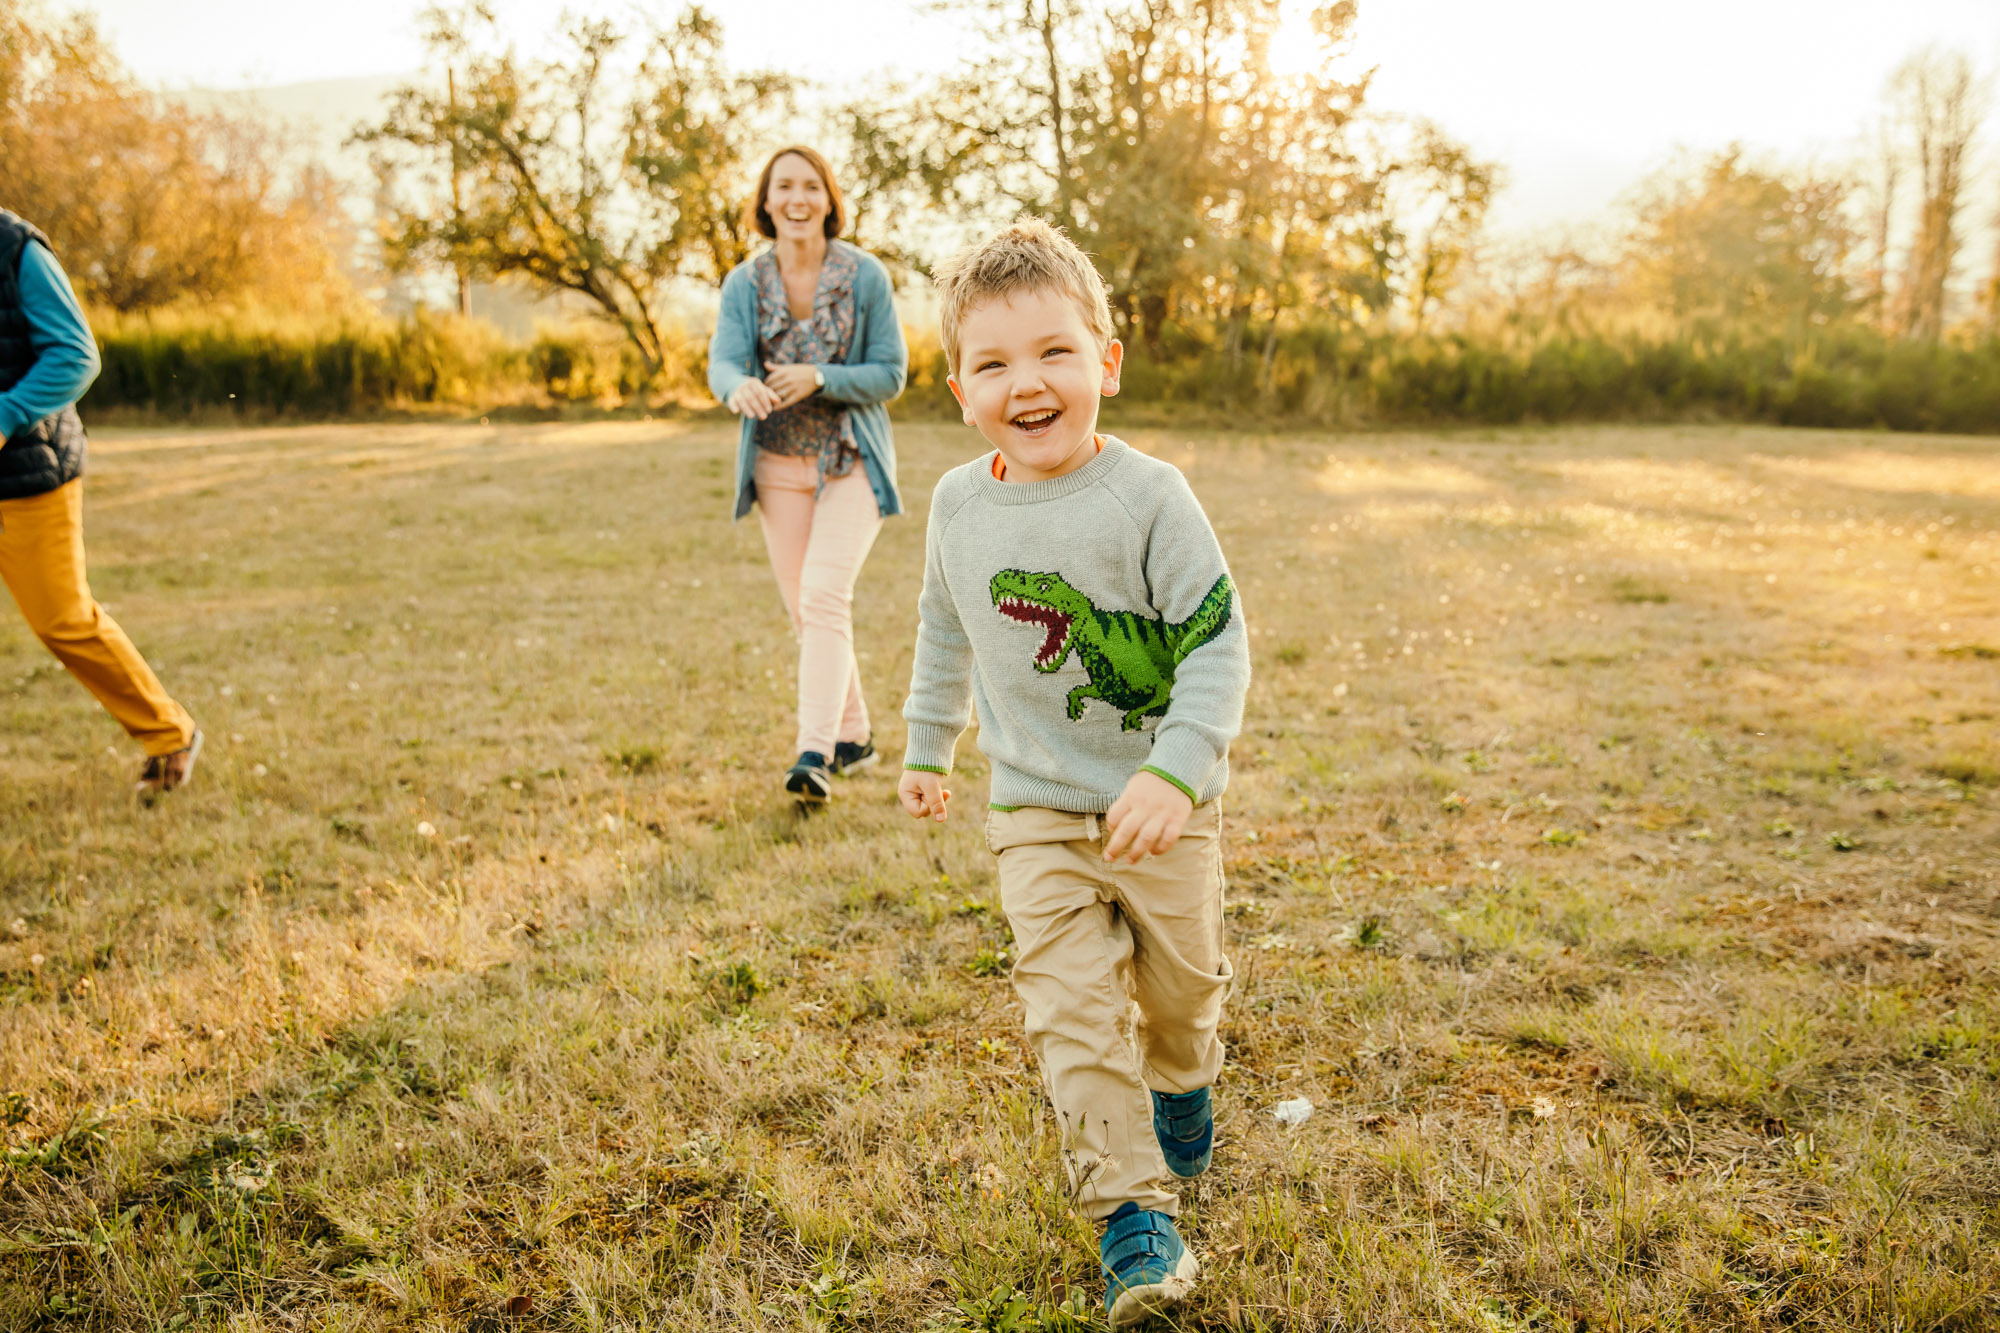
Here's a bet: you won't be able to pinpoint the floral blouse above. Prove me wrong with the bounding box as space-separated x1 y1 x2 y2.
753 243 860 477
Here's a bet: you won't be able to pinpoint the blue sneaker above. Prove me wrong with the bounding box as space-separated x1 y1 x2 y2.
784 751 832 803
1101 1203 1197 1327
1152 1087 1213 1178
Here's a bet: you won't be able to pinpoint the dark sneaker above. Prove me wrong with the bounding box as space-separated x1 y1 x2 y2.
784 751 832 803
1152 1087 1213 1178
137 729 203 801
1101 1203 1197 1327
830 738 879 775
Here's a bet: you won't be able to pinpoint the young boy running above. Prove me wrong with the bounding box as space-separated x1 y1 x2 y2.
897 219 1249 1326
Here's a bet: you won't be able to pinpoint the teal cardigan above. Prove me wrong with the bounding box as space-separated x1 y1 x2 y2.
707 240 907 521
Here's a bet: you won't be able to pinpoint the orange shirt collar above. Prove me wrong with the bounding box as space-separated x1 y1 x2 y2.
992 434 1103 481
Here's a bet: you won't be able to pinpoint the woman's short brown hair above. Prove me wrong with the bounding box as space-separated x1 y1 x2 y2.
751 146 847 240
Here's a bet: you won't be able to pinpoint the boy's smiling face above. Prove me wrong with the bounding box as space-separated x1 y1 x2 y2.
948 287 1123 483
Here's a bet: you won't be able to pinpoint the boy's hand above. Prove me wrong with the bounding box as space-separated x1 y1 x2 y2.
1103 770 1194 863
898 770 951 823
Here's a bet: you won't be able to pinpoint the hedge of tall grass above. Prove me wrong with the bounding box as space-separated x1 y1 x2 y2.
900 323 2000 434
83 307 697 417
86 306 2000 434
1112 324 2000 433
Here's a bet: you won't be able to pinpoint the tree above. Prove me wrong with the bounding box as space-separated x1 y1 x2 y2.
358 3 790 378
850 0 1403 358
1890 48 1984 342
0 0 351 312
1624 147 1856 333
1396 123 1501 335
1858 110 1902 324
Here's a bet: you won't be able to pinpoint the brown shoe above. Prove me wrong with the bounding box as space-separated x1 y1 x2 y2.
137 729 203 799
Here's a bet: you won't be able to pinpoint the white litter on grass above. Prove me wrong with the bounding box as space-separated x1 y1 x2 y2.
1271 1097 1315 1127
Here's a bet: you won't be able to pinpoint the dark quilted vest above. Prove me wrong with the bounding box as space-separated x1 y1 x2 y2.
0 209 88 500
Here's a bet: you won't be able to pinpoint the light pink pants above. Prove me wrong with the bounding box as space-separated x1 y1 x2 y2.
753 451 882 757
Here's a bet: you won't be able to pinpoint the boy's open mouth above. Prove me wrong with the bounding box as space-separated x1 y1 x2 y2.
996 596 1072 666
1009 408 1062 438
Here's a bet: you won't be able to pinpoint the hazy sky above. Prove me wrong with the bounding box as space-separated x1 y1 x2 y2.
82 0 2000 229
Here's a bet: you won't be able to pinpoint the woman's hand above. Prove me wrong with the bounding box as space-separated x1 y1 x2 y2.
763 362 822 408
726 379 782 420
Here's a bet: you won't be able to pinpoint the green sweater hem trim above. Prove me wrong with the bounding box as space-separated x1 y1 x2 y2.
1140 765 1199 803
903 764 949 775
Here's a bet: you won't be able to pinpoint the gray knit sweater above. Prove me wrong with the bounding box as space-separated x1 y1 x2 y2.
902 435 1251 812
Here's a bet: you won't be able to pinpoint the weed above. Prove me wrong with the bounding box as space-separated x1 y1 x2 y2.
701 961 765 1009
968 948 1013 977
1611 577 1671 604
1928 753 1999 787
607 744 662 775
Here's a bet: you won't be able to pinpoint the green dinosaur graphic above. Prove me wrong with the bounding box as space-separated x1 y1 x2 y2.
990 569 1235 731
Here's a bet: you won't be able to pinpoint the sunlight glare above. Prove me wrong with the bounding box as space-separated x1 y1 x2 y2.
1268 0 1324 78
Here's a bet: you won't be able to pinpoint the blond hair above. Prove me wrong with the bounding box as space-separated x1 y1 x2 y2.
933 218 1115 374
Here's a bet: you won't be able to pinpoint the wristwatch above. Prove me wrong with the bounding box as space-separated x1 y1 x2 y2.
812 367 825 390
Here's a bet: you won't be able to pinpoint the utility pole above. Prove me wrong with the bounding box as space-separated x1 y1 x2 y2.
448 66 471 318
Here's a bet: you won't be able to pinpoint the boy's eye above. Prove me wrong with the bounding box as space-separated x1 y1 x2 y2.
1042 346 1072 358
977 360 1003 372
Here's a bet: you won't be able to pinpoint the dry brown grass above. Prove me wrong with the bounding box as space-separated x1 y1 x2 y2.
0 419 1996 1331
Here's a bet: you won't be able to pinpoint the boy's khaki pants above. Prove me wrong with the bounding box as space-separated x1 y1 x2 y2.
0 479 195 756
988 801 1233 1222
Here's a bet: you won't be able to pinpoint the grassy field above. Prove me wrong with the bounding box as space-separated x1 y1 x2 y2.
0 417 1995 1331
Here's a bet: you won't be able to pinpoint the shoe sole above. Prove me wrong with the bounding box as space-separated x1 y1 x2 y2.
1162 1144 1211 1178
833 750 881 777
1108 1248 1198 1328
785 770 832 803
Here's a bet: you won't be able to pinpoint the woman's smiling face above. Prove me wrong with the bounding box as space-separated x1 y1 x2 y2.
765 153 830 241
948 286 1123 483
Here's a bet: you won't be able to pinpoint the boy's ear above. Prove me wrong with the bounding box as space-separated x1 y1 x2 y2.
946 374 974 426
1099 339 1124 398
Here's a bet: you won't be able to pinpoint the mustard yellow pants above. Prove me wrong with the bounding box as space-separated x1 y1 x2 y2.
988 801 1235 1221
0 479 194 756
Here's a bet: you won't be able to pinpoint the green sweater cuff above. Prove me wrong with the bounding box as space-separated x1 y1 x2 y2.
1144 727 1220 802
1140 766 1198 803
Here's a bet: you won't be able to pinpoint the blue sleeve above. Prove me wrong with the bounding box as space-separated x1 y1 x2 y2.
0 243 101 442
706 268 757 404
819 257 907 406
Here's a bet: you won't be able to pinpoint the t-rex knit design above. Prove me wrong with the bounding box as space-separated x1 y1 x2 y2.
990 569 1235 731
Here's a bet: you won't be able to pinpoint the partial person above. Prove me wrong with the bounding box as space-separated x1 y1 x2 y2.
0 208 201 796
896 219 1250 1327
709 147 907 803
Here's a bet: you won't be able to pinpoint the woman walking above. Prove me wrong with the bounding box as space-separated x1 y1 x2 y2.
709 147 907 803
